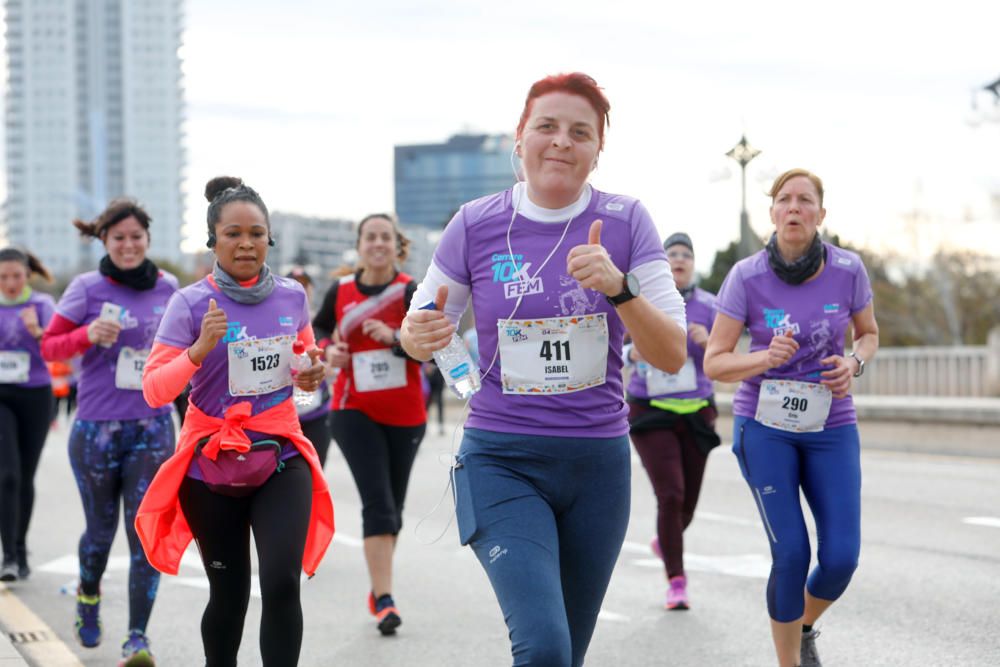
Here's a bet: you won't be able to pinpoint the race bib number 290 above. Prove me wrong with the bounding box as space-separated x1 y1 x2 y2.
227 335 296 397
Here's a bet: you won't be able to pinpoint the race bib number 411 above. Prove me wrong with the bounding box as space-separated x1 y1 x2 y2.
498 313 608 395
227 334 296 397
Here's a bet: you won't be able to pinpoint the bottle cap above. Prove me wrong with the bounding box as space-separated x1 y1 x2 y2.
292 340 306 355
418 300 437 311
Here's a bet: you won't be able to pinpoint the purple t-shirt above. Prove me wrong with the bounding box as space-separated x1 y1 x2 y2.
715 244 873 429
627 286 715 400
57 271 178 420
154 275 311 420
0 290 56 388
434 186 666 438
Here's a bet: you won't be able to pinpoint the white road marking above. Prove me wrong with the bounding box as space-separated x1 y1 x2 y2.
598 609 630 623
962 517 1000 529
39 554 130 575
333 533 364 548
625 540 771 579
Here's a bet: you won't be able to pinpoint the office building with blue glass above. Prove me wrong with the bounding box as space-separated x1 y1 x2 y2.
394 133 515 230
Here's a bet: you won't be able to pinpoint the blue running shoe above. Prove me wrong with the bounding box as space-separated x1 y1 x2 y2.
75 590 102 648
119 629 155 667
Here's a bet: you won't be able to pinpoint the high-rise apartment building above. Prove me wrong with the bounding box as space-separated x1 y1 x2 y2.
3 0 184 274
394 133 515 230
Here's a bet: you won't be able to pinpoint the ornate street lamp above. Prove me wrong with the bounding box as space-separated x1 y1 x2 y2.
726 134 763 258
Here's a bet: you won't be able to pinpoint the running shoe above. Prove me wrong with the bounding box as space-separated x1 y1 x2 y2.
16 548 29 579
119 630 155 667
665 575 689 610
75 590 102 648
650 536 663 561
800 628 822 667
0 561 16 582
372 593 401 635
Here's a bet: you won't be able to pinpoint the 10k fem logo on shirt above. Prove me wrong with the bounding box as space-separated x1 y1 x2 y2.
763 308 800 336
491 252 544 299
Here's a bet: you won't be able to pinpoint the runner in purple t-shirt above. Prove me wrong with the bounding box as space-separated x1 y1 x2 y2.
626 232 721 612
704 169 880 667
0 247 55 583
142 176 330 667
402 72 688 666
40 199 178 665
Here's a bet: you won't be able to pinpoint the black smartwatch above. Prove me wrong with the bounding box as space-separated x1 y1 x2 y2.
606 272 640 307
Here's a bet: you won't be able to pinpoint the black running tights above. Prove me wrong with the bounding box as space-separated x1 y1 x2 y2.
178 455 312 667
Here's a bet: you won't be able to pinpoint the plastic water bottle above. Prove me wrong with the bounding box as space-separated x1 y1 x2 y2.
290 340 313 406
419 301 481 399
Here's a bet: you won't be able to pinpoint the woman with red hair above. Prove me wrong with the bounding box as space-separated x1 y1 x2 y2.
402 73 688 666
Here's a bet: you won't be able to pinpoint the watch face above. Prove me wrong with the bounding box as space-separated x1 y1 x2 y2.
625 272 640 297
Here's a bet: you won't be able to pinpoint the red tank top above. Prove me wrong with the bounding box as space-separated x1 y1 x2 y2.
331 273 426 426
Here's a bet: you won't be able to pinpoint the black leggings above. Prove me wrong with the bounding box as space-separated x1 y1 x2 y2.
178 456 312 667
0 384 52 564
299 412 331 468
330 410 425 537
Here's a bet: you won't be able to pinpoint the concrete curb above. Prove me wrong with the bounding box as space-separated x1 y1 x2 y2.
0 583 83 666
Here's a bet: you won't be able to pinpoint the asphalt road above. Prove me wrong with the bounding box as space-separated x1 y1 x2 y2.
2 408 999 666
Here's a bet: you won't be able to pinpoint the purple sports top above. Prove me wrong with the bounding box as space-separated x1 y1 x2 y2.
155 275 311 477
56 271 178 421
714 243 873 429
433 186 667 438
154 275 311 420
627 286 715 400
0 290 56 388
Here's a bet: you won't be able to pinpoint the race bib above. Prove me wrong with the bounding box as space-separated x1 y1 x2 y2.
114 347 149 391
755 379 832 433
644 358 698 396
0 351 30 384
352 349 407 393
228 335 296 397
498 313 608 395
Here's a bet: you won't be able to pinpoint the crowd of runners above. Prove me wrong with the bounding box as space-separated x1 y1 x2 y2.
0 71 877 667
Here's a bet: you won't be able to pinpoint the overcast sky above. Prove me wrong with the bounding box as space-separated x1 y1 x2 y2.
9 1 1000 271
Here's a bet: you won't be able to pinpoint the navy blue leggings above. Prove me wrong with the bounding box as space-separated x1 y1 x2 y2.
454 428 631 667
68 414 173 632
732 416 861 622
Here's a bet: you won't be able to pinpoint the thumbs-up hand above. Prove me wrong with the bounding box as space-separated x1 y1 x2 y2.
566 219 624 296
188 297 229 365
399 284 454 362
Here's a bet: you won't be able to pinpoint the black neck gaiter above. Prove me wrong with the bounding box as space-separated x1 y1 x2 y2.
99 255 159 291
765 233 826 285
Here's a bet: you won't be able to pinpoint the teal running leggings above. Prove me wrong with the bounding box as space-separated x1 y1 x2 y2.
454 428 631 667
